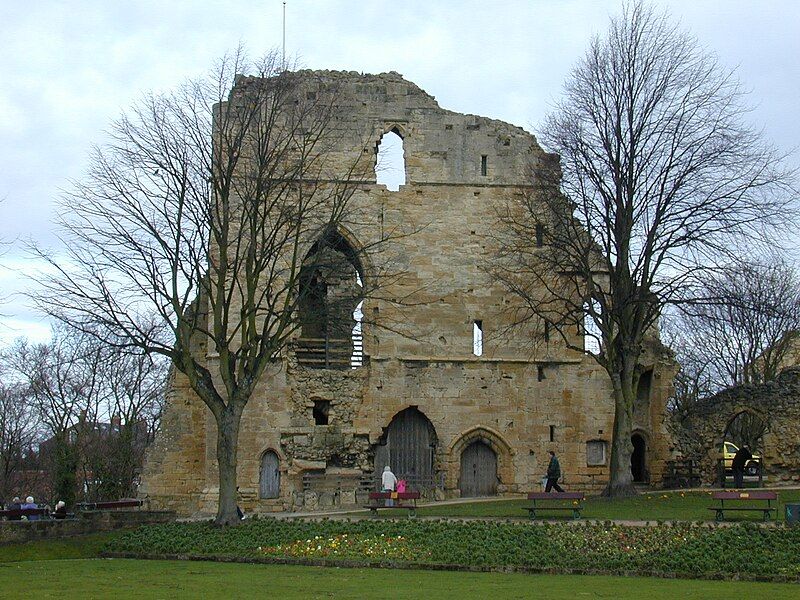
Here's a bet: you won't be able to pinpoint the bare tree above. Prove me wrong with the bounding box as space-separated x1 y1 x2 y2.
6 325 108 506
492 2 793 496
0 382 38 502
32 51 376 523
666 257 800 394
90 347 167 500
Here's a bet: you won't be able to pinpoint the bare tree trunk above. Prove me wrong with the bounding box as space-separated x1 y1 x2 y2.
604 366 636 497
215 407 242 525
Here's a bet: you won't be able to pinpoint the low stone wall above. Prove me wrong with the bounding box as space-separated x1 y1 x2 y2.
0 510 175 546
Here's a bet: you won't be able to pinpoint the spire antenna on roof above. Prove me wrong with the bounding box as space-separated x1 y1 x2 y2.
282 1 287 69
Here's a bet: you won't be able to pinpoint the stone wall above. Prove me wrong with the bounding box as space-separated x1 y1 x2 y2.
0 510 175 546
140 71 676 516
669 367 800 485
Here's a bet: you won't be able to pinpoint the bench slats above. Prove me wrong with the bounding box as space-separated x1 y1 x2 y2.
709 490 778 522
368 492 420 500
712 491 776 500
527 492 584 500
526 491 584 520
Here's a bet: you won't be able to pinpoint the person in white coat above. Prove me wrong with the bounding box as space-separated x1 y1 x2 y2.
381 466 397 506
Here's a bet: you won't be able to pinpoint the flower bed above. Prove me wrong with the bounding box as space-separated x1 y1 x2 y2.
103 519 800 581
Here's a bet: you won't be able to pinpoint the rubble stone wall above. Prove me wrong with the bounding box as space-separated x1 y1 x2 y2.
669 367 800 485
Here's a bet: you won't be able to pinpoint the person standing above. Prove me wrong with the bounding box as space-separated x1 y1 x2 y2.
732 445 752 489
545 450 564 493
381 465 397 506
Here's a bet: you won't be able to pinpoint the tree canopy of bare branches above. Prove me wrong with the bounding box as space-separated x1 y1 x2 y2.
492 2 793 496
0 382 38 502
32 50 374 523
665 257 800 413
4 324 167 505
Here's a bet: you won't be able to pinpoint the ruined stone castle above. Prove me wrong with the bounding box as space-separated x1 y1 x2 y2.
140 71 675 515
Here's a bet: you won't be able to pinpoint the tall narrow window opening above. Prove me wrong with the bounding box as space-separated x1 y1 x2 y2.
480 155 488 176
549 425 555 442
375 129 405 191
473 320 483 356
535 223 545 247
351 300 364 368
538 365 546 382
583 299 602 355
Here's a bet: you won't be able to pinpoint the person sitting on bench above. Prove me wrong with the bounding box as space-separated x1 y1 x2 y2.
21 496 40 520
546 450 564 493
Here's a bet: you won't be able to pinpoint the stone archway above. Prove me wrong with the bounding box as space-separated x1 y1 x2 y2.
374 407 438 490
448 426 514 496
724 411 767 451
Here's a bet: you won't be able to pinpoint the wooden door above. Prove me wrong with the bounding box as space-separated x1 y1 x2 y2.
260 451 280 499
375 408 437 489
460 441 497 497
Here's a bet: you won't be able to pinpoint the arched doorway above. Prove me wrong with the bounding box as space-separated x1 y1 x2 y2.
630 433 647 483
259 451 280 499
723 411 766 476
459 440 498 497
374 407 437 490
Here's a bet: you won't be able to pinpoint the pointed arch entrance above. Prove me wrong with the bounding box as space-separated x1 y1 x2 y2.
460 440 498 497
374 407 437 490
297 227 365 369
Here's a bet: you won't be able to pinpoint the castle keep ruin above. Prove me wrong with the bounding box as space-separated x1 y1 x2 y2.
140 71 675 515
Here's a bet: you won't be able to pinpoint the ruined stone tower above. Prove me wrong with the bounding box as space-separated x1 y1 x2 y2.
139 71 675 515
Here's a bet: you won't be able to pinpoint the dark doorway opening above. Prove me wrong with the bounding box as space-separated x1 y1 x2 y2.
631 433 647 483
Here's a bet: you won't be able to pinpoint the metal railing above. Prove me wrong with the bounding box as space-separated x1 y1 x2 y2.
717 457 764 488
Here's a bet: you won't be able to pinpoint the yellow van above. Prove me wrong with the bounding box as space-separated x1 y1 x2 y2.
722 442 761 475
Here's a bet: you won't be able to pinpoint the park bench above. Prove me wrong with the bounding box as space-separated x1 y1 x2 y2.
0 507 50 521
525 492 585 520
76 499 144 511
708 490 777 522
364 491 420 517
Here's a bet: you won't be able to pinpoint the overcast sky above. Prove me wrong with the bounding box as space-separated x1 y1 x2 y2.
1 0 798 345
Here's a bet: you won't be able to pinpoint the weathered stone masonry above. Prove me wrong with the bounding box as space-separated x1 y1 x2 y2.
140 71 675 515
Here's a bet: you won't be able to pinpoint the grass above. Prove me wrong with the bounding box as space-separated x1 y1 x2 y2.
1 560 799 599
410 489 800 521
0 532 117 562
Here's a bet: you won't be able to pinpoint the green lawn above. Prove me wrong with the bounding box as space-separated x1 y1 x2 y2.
410 489 800 521
0 559 799 599
0 532 116 562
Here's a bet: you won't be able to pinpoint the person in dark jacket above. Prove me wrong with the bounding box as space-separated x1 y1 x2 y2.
53 501 68 520
732 445 752 488
545 450 564 492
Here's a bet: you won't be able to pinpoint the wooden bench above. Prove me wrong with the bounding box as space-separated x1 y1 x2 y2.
77 499 144 511
364 492 420 517
525 492 585 520
0 507 50 521
708 491 778 522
